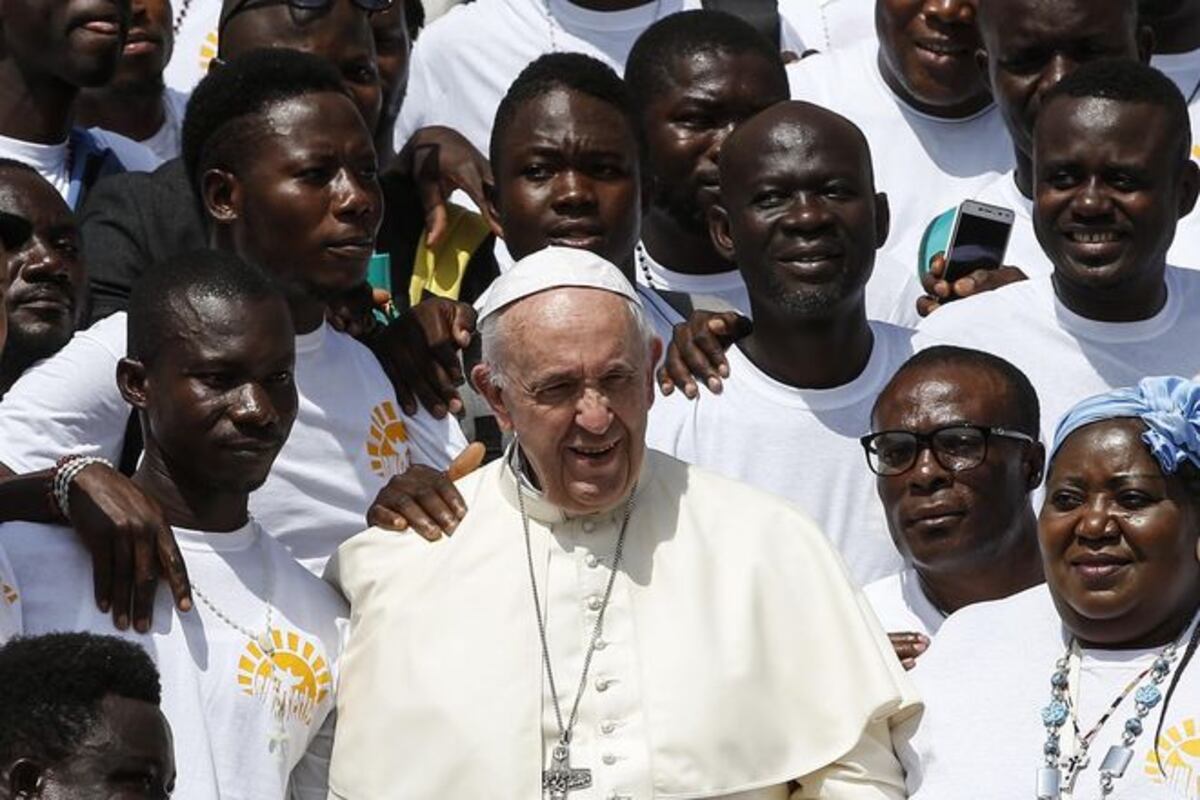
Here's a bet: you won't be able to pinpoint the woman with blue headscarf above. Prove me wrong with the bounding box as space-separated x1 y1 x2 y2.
897 375 1200 800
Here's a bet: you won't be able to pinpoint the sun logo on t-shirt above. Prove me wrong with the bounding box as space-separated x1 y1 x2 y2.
236 628 332 727
367 400 412 478
1 583 16 606
1144 717 1200 796
198 29 218 76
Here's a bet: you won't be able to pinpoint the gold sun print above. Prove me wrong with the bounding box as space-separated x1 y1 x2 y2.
1145 718 1200 797
198 30 218 76
1 583 16 605
236 628 332 727
367 400 412 478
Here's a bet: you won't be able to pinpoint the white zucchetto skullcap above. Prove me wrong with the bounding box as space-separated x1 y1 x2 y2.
477 246 638 322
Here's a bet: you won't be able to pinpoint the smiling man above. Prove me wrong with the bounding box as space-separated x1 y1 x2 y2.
0 161 85 398
0 0 159 207
327 247 919 799
646 100 915 586
916 58 1200 442
789 0 1013 271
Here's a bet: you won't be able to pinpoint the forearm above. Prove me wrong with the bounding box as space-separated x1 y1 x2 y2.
0 470 57 523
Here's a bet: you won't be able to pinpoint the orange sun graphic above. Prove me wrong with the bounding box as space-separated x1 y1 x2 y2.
198 30 218 76
367 400 412 478
1145 717 1200 796
236 628 332 726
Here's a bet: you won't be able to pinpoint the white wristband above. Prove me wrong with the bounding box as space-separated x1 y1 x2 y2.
52 456 114 521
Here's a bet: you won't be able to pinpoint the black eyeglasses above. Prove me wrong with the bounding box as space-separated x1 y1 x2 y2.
219 0 393 35
860 424 1036 477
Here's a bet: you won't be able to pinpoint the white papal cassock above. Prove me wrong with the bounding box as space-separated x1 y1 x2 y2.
325 450 922 799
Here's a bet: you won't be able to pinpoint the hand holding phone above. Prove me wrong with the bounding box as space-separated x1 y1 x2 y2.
943 200 1015 283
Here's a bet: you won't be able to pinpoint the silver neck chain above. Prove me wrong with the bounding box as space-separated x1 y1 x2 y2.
518 483 634 749
188 530 276 653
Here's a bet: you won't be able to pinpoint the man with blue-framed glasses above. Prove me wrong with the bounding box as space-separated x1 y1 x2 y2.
861 345 1046 669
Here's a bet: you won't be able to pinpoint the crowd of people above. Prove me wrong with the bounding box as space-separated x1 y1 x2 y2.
0 0 1198 797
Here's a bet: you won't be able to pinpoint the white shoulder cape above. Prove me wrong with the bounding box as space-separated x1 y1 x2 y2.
327 450 920 798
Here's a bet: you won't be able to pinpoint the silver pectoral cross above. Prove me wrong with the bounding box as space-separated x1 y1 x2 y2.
543 743 592 799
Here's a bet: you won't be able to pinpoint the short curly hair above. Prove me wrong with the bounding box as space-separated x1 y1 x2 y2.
1039 58 1191 163
182 47 350 194
489 52 638 172
0 632 161 765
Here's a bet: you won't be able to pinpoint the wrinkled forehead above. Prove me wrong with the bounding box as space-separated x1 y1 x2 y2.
1034 94 1186 174
0 168 72 224
722 112 872 189
220 0 373 58
497 288 644 368
979 0 1137 48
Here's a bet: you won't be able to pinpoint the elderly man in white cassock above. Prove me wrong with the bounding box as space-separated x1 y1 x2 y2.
325 247 921 799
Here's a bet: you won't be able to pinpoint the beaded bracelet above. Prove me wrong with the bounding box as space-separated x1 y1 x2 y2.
49 455 114 522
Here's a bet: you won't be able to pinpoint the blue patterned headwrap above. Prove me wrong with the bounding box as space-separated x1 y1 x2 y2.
1049 376 1200 474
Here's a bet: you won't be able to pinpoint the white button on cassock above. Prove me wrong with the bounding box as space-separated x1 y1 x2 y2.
587 595 604 611
602 753 617 766
582 520 596 533
600 721 616 734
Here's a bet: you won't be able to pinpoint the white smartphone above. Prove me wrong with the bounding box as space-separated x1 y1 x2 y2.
944 200 1015 283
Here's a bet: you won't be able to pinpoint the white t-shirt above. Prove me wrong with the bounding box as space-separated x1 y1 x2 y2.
636 241 923 329
778 0 876 55
862 567 945 639
137 88 188 162
788 39 1014 273
0 517 347 800
164 0 221 95
0 128 161 207
915 266 1200 445
393 0 808 155
1153 48 1200 165
0 313 466 575
0 544 19 644
634 243 752 317
898 583 1200 800
645 320 914 585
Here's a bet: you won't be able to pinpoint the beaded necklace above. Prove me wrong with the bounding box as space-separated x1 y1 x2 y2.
1037 623 1192 799
189 529 291 756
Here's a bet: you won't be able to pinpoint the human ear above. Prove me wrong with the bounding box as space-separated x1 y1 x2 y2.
975 47 992 92
644 337 664 408
483 180 503 238
1177 161 1200 220
201 168 242 226
7 758 46 798
116 357 150 410
707 203 736 262
1024 441 1047 491
874 191 891 249
1137 26 1155 64
471 363 514 432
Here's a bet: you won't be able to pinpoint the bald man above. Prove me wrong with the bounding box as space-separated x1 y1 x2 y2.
647 100 915 586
